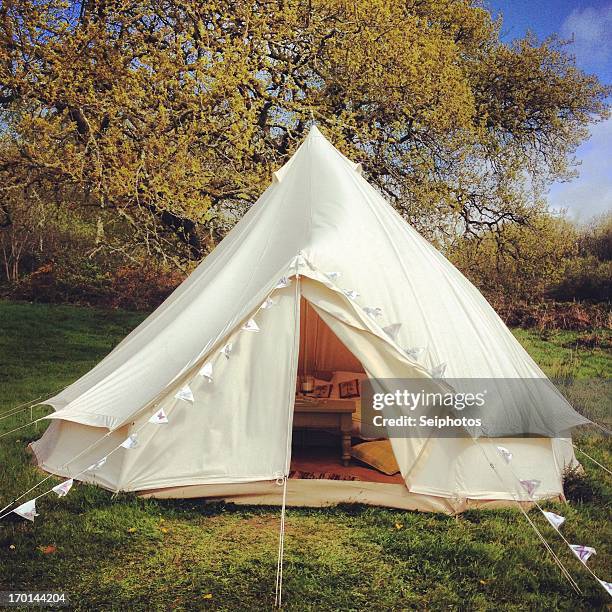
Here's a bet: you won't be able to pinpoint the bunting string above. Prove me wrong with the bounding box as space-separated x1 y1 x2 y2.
489 442 611 597
180 274 282 375
469 438 582 594
0 429 115 518
0 406 164 521
0 473 57 518
474 437 611 598
0 384 185 518
322 265 442 380
0 372 213 521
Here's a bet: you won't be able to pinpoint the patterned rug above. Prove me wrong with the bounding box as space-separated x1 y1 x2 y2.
289 470 360 481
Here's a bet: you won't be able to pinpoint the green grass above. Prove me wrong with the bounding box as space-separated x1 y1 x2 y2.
512 328 611 379
0 301 610 610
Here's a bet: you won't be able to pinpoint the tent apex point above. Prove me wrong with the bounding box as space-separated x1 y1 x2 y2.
307 123 323 138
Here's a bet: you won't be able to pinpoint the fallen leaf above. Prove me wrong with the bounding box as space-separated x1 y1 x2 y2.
38 545 57 555
9 544 15 550
161 527 169 533
202 594 213 599
127 527 137 533
395 523 403 530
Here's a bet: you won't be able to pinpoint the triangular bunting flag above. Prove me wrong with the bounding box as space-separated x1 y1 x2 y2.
52 479 73 498
597 579 612 598
325 271 341 281
275 276 291 288
260 297 278 309
121 434 139 449
86 456 107 471
13 499 38 522
383 323 402 341
220 342 233 359
149 408 168 424
405 347 425 361
343 289 360 300
570 544 596 564
496 446 513 463
242 318 260 332
542 511 565 530
519 479 541 497
429 363 447 379
198 362 213 382
174 384 194 403
363 306 383 318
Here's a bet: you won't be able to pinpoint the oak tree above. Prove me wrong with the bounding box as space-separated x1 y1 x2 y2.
0 0 608 265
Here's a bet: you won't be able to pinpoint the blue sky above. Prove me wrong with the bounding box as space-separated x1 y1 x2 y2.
488 0 611 220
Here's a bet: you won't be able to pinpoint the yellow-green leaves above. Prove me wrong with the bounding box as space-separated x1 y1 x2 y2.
0 0 608 263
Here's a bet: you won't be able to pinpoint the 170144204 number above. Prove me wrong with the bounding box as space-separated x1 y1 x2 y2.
0 592 69 607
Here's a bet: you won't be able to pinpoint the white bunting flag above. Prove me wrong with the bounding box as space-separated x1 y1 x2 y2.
325 271 341 281
52 479 73 498
13 499 38 522
429 363 447 379
570 544 596 564
174 385 194 403
597 579 612 598
383 323 402 341
542 511 565 530
343 289 360 301
86 456 107 472
363 306 383 318
121 434 139 449
519 479 541 497
149 408 168 424
220 342 233 359
496 446 513 463
242 318 260 332
405 347 425 361
260 297 278 309
198 362 213 382
275 276 291 289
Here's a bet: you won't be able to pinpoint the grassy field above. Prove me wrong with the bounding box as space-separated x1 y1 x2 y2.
0 301 610 610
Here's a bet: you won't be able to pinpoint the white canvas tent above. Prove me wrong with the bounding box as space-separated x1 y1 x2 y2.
31 125 586 513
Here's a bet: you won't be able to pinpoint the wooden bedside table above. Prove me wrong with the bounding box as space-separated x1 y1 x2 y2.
293 398 356 466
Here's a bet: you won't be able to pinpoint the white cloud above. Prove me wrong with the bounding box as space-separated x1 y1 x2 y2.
548 117 612 220
560 4 612 72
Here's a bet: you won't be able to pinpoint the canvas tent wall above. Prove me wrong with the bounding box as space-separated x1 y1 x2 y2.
31 126 586 512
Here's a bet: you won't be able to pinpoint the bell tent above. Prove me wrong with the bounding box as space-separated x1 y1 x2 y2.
31 125 586 513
